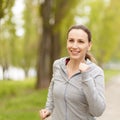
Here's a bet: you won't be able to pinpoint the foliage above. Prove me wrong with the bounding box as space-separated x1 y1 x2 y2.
109 0 120 61
88 0 120 64
104 69 120 82
21 0 40 76
0 0 39 78
75 0 120 65
1 0 120 83
0 78 47 120
0 0 15 19
0 0 16 79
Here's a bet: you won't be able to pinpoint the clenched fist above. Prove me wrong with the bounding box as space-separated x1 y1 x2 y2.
79 63 90 72
39 109 50 120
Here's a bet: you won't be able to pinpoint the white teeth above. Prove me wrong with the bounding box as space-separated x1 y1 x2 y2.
70 49 80 54
71 51 79 54
72 50 79 52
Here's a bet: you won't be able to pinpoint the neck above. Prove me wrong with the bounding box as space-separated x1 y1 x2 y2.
67 58 85 79
68 58 85 68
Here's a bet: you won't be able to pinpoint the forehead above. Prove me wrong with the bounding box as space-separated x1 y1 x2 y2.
68 29 88 40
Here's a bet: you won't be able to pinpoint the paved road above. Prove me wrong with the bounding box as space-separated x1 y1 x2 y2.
97 75 120 120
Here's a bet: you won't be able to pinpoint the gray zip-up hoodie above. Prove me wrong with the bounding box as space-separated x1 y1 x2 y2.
45 57 106 120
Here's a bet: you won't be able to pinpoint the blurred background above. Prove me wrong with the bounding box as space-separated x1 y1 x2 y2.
0 0 120 120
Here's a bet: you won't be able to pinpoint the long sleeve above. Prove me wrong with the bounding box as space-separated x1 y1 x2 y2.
45 77 54 113
82 67 106 117
45 61 57 113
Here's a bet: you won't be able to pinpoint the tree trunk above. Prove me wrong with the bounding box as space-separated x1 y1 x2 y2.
36 27 52 88
2 63 9 80
36 30 61 89
36 0 61 89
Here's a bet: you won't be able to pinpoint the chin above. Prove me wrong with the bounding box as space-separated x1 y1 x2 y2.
70 56 81 60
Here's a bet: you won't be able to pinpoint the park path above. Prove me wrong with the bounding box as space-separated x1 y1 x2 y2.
97 75 120 120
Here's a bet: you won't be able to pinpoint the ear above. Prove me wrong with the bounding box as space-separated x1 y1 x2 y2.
88 42 92 51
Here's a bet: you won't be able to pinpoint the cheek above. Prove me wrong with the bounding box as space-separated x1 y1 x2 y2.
66 42 71 49
80 45 89 52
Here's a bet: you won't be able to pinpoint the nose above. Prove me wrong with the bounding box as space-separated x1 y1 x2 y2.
72 42 78 48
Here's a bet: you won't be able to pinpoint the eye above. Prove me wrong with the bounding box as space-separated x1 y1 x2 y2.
68 38 74 42
78 39 84 43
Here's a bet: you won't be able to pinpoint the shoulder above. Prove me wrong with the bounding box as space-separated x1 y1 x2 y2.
52 57 67 72
87 59 104 76
53 57 67 67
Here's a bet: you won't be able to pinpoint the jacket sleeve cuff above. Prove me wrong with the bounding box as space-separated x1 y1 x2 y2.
81 71 92 82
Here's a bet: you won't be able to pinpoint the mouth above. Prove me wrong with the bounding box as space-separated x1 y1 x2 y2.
70 50 80 55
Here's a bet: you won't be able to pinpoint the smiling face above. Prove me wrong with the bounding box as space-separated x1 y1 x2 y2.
67 29 92 62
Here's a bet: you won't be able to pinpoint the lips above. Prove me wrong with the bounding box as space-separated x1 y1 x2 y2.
71 50 80 55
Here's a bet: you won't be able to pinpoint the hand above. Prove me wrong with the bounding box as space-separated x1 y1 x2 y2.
39 109 51 120
79 63 90 73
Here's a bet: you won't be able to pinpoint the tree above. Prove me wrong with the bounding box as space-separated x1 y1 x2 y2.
0 0 15 79
108 0 120 61
90 0 120 65
36 0 81 89
0 0 11 19
21 0 40 77
80 0 120 66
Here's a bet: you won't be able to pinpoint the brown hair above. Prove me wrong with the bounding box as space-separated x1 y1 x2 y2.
67 25 96 62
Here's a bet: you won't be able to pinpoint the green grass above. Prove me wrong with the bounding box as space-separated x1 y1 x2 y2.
0 70 120 120
0 78 48 120
104 69 120 82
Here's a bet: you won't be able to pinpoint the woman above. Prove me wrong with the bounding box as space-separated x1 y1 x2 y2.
40 25 106 120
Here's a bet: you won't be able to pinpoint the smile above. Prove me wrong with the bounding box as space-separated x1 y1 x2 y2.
71 50 80 54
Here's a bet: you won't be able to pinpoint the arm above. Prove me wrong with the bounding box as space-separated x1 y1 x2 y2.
82 70 106 117
79 63 106 117
45 60 60 113
45 77 54 113
39 77 54 119
40 61 56 119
